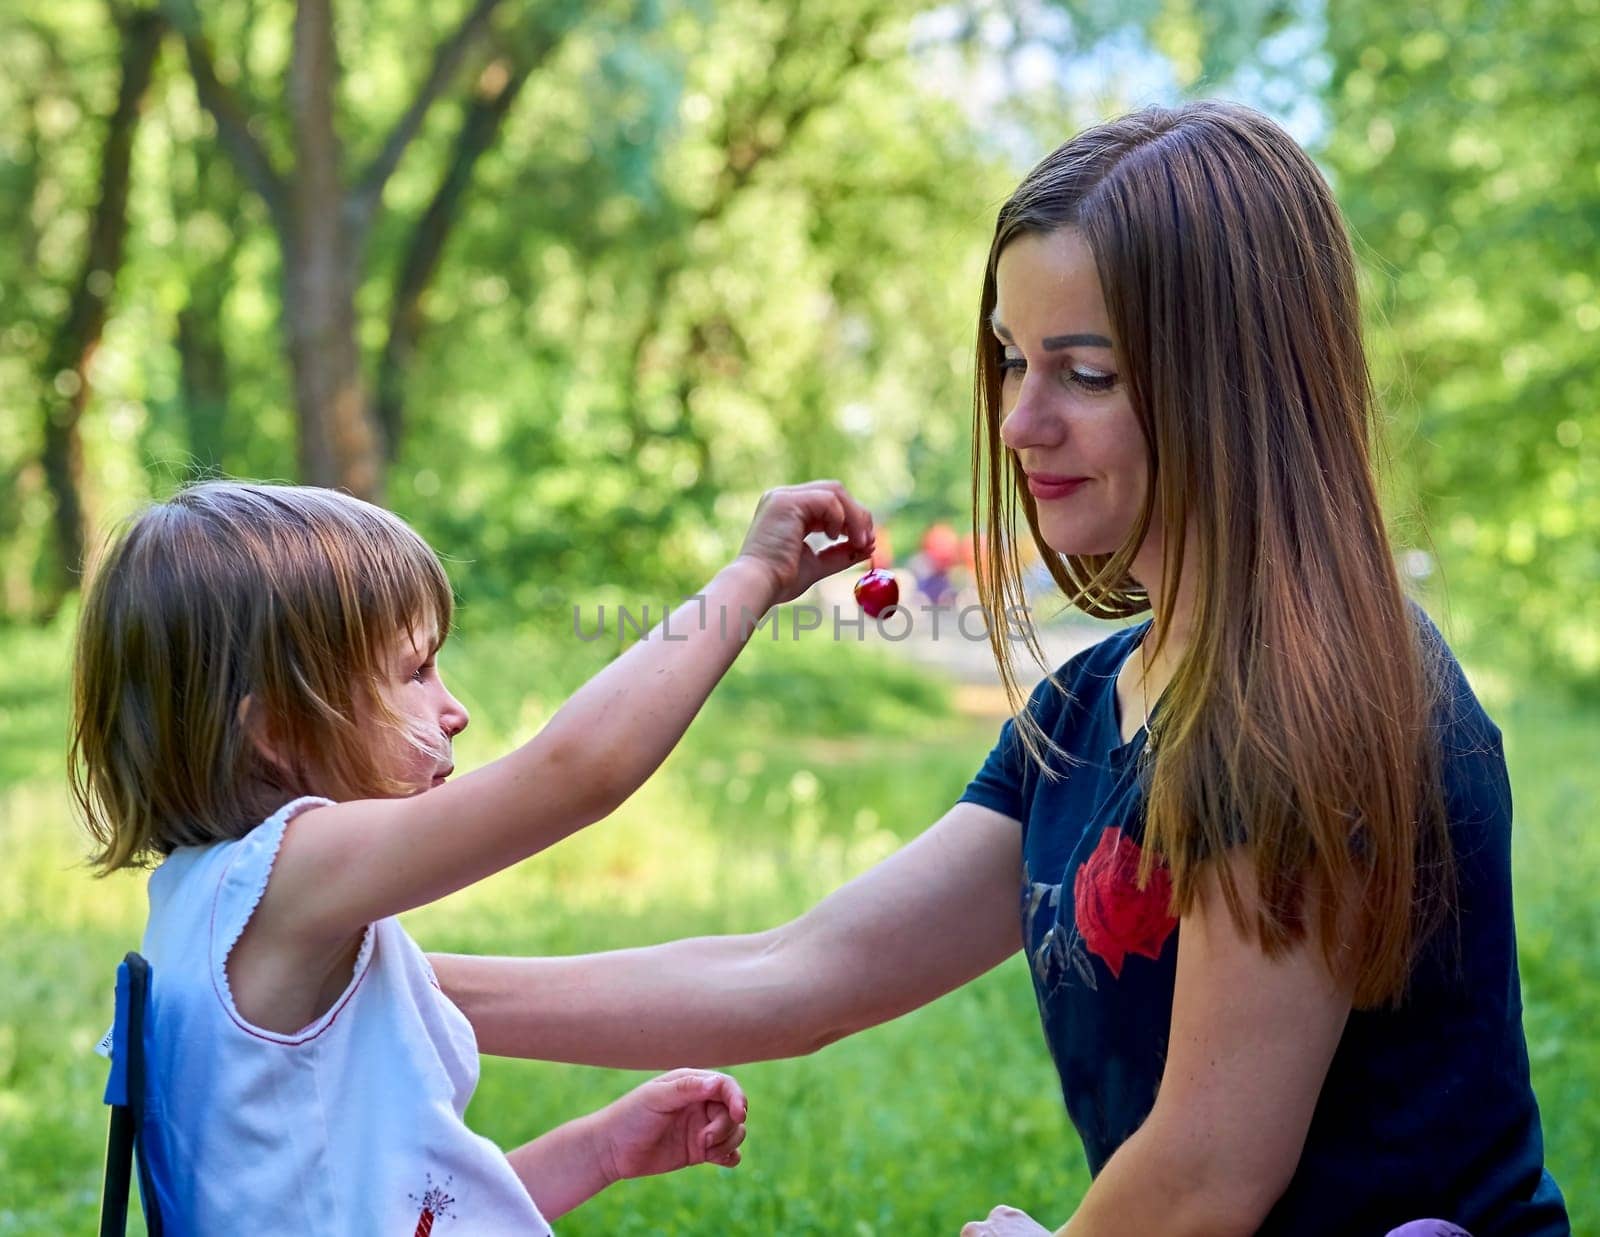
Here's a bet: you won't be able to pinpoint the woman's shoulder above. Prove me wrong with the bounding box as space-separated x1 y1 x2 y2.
977 622 1148 776
1407 601 1504 753
1021 620 1147 715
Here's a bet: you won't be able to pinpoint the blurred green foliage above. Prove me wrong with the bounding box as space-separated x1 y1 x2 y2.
1323 0 1600 689
4 0 1591 686
1 0 1016 611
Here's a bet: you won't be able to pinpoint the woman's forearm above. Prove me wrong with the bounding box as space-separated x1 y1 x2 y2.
431 804 1025 1068
1058 1118 1274 1237
430 931 832 1068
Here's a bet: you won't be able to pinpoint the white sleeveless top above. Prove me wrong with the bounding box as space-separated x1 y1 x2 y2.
136 795 553 1235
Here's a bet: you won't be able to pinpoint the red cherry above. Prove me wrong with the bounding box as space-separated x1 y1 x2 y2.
853 568 899 618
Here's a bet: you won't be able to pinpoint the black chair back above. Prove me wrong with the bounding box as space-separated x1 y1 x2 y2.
100 950 164 1236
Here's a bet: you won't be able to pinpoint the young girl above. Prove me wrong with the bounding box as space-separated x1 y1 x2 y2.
73 477 876 1232
415 103 1571 1235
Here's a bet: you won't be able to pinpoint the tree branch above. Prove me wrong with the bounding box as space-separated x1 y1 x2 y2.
39 6 165 609
163 1 290 236
373 7 575 457
703 2 886 223
621 0 893 452
349 0 506 230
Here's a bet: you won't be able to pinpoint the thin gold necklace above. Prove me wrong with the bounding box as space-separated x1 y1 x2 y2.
1139 635 1156 755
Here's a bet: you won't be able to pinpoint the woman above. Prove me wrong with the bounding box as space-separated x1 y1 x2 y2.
432 101 1570 1235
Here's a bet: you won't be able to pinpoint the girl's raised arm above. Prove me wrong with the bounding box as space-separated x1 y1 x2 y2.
255 482 874 948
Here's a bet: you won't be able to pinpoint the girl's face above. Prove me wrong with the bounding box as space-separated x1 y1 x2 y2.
994 227 1153 563
369 623 470 796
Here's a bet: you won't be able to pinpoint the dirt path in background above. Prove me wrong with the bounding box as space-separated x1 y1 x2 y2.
809 576 1114 722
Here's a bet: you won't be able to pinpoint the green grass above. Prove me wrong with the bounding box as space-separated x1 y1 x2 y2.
0 618 1593 1232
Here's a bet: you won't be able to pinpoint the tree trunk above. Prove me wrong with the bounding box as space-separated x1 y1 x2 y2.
282 243 376 496
171 0 511 499
285 0 381 498
38 7 164 611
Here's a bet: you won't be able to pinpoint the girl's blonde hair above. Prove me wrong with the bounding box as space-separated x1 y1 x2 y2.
971 101 1454 1008
71 481 454 873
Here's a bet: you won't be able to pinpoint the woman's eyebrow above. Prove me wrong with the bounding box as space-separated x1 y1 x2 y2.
1042 332 1113 350
988 315 1111 350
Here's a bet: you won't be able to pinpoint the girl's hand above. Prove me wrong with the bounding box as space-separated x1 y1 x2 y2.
735 480 875 605
595 1068 749 1182
959 1206 1054 1236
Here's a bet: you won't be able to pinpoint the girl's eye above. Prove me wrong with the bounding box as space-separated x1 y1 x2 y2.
410 661 435 683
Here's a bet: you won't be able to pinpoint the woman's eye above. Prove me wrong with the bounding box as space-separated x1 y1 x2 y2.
1070 369 1117 393
998 346 1114 393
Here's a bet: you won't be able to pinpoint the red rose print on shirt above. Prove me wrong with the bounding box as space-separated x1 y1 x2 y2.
1073 826 1178 977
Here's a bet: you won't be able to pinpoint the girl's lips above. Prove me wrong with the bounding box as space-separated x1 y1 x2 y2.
1026 475 1089 500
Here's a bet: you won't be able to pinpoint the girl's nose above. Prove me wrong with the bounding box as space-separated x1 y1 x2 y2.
442 691 470 737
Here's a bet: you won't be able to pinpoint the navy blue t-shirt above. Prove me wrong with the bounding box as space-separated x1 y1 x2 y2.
959 615 1570 1235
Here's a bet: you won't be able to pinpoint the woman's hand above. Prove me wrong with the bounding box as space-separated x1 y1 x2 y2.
735 480 875 605
595 1068 749 1182
960 1205 1054 1236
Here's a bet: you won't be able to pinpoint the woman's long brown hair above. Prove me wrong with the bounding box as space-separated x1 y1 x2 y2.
972 101 1453 1007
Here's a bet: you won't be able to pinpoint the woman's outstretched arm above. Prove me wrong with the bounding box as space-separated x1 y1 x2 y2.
429 801 1024 1067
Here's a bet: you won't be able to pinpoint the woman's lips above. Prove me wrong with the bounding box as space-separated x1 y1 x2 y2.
1026 474 1089 500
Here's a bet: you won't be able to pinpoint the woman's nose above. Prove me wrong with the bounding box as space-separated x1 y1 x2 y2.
999 383 1060 453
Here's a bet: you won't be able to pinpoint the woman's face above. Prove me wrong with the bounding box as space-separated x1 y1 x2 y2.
993 227 1151 561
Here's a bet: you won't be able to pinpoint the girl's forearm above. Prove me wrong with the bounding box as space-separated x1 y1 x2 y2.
516 556 781 823
506 1111 614 1222
231 493 869 944
339 559 785 920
